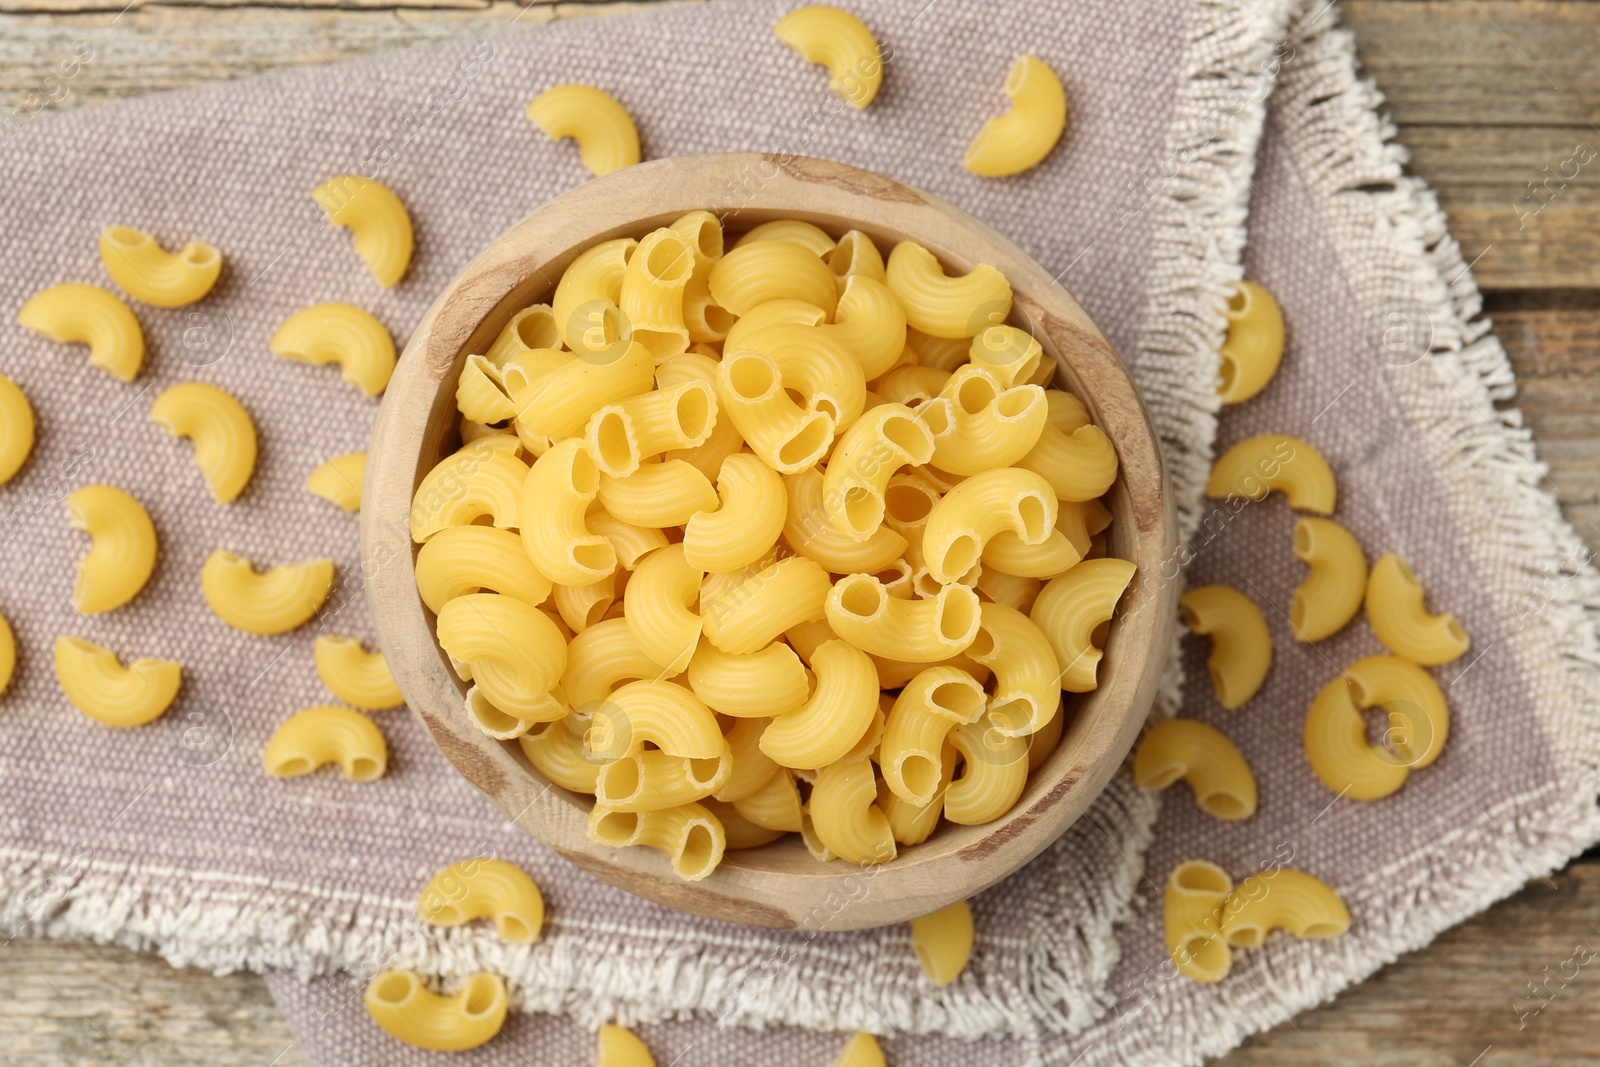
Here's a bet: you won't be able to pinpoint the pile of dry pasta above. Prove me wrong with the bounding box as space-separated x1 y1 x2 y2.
411 211 1131 884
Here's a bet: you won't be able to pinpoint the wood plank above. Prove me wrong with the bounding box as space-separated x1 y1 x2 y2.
1493 304 1600 548
0 2 661 116
1342 0 1600 127
1400 126 1600 291
0 939 307 1065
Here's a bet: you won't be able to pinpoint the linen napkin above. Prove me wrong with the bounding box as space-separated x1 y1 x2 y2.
264 1 1600 1063
0 0 1295 1048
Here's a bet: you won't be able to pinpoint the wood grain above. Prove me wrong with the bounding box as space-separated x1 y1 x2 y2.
0 939 307 1065
0 0 1596 1061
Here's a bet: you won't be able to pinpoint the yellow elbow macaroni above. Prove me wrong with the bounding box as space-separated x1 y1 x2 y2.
831 1032 887 1067
596 1023 656 1066
1291 517 1366 642
418 857 544 944
201 550 335 635
963 55 1068 178
527 84 641 178
305 451 367 511
760 638 879 769
885 240 1011 338
364 971 506 1052
314 635 403 711
262 704 387 781
1218 280 1285 403
0 373 35 485
1220 869 1350 948
1028 558 1135 692
54 635 181 728
810 757 896 864
414 221 1129 876
773 5 884 109
909 900 974 987
1132 718 1257 821
1179 584 1271 710
17 283 145 382
97 226 222 307
588 800 726 881
1164 860 1233 983
1303 653 1449 800
1206 433 1336 515
0 613 14 697
270 302 396 397
682 453 785 571
1365 552 1469 665
312 174 413 288
149 382 257 503
67 485 157 614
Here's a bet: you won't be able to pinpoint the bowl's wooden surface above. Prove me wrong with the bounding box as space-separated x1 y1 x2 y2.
364 152 1178 930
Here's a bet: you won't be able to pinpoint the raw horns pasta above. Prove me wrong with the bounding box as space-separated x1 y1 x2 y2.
410 215 1130 879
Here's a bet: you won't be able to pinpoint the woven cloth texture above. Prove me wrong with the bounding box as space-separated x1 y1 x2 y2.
0 0 1294 1048
9 0 1599 1063
263 3 1600 1063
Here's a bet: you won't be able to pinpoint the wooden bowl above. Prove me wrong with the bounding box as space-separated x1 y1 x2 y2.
364 153 1177 930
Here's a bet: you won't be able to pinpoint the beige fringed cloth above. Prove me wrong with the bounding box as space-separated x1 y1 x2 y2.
1 0 1596 1064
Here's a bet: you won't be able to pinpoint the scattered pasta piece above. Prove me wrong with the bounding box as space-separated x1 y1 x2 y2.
909 900 974 986
263 704 387 781
53 635 181 728
314 635 403 711
364 971 506 1052
1132 718 1256 820
1164 860 1232 983
201 550 335 635
1365 552 1469 665
149 382 257 503
418 857 544 944
1218 280 1284 404
16 282 145 382
1291 517 1366 642
67 485 157 614
831 1032 887 1067
1220 869 1350 948
312 174 413 288
270 302 397 397
1206 433 1335 514
0 373 35 485
304 451 367 511
596 1023 655 1066
1179 584 1271 709
527 84 640 177
1304 654 1449 800
97 226 221 307
773 5 884 109
0 612 13 696
963 55 1067 178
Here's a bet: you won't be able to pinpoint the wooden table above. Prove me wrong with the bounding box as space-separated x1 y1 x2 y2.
2 1 1596 1062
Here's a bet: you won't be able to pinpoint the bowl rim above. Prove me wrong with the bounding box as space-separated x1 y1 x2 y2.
363 151 1177 931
